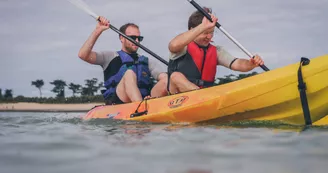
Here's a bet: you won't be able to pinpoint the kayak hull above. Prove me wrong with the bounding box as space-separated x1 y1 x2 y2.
84 55 328 126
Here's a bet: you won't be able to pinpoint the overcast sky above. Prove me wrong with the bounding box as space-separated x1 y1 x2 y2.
1 0 327 97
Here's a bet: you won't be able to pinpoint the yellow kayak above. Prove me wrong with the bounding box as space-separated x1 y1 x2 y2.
83 54 328 126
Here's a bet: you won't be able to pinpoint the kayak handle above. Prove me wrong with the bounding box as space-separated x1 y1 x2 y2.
130 111 148 118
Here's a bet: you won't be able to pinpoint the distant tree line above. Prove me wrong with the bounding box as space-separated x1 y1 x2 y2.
0 72 258 103
0 78 105 104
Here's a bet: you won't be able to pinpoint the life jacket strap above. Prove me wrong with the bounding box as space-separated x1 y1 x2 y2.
188 78 214 87
122 61 148 67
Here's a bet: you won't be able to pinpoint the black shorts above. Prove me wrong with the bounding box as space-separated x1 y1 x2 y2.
105 92 124 105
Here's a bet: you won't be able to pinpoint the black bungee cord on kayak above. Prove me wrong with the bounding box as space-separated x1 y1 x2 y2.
130 98 149 118
297 57 312 126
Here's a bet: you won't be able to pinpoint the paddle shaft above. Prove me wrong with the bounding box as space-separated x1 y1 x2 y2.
106 23 169 66
188 0 270 71
68 0 168 66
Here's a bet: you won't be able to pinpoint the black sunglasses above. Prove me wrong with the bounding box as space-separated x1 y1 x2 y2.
127 35 144 42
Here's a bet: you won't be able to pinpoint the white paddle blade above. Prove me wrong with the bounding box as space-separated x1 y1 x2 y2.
67 0 99 20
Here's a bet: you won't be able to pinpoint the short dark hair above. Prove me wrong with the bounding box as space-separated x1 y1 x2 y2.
119 23 139 35
188 7 212 30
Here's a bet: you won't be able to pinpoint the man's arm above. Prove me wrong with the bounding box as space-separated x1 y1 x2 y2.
168 26 206 54
169 46 187 61
148 57 167 81
78 16 110 64
78 30 102 64
230 55 264 72
168 14 218 53
216 46 264 72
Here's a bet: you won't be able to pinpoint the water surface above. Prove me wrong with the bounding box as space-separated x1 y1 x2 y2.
1 112 328 173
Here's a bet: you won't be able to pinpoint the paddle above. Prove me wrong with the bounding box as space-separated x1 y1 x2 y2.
187 0 270 71
67 0 169 66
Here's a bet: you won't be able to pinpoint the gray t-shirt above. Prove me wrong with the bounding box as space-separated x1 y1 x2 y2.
169 45 237 68
94 51 165 79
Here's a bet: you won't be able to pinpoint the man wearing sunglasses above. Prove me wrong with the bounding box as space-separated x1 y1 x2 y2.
167 8 264 94
78 16 168 105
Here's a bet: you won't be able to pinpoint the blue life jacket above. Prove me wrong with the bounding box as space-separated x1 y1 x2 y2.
102 50 152 100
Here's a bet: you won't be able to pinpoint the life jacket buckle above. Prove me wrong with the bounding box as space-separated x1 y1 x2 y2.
196 79 204 86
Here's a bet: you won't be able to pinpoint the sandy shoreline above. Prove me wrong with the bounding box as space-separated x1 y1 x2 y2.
0 102 104 112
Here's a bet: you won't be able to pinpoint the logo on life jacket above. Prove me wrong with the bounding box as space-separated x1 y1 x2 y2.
168 96 189 108
142 71 148 77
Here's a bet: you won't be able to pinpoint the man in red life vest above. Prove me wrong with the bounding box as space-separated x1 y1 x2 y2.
168 7 264 94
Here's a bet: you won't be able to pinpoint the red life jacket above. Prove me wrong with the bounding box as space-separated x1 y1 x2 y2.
168 42 218 87
187 41 218 83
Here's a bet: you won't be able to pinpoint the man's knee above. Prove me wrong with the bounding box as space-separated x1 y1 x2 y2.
123 69 137 79
158 73 168 81
170 72 185 83
157 78 167 89
157 73 168 85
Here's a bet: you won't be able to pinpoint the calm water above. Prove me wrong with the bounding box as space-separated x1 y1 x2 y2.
1 112 328 173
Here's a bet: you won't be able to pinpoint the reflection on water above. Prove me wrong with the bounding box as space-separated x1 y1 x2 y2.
1 112 328 173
